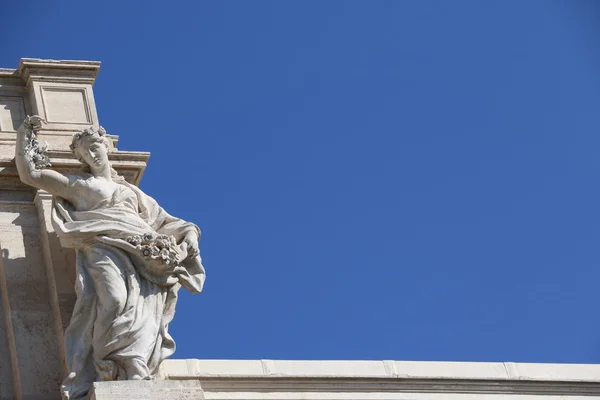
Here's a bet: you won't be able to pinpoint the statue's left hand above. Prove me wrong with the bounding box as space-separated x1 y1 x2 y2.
23 115 45 132
183 232 199 258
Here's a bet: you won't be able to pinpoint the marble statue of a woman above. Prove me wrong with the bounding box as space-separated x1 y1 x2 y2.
15 116 206 400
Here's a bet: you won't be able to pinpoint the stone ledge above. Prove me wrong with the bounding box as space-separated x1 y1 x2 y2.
87 380 204 400
156 359 600 398
160 359 600 382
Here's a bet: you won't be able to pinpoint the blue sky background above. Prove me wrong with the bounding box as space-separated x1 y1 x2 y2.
2 0 600 364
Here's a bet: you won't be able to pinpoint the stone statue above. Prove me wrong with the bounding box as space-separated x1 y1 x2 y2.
15 116 206 400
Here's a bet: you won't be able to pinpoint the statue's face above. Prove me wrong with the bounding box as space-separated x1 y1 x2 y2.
77 137 109 170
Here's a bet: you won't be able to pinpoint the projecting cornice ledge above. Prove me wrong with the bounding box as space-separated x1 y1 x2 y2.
158 359 600 397
17 58 101 86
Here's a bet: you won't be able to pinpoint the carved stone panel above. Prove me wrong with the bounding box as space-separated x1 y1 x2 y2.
41 88 91 124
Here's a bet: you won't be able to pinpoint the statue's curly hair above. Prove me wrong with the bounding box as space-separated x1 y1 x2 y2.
69 126 123 180
70 126 110 164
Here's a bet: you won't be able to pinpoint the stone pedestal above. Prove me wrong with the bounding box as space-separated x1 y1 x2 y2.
86 381 204 400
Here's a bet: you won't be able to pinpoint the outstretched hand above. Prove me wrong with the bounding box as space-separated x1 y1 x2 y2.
23 115 46 132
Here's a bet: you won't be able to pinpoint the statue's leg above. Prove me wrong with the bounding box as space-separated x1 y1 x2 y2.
83 244 156 381
86 245 127 314
83 245 129 380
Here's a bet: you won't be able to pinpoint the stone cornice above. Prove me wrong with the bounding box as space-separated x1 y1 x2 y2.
0 68 25 91
17 58 101 86
159 359 600 397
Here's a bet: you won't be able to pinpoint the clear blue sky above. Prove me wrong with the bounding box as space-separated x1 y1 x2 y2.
3 0 600 364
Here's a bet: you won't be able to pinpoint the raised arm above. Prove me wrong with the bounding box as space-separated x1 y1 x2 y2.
15 116 72 199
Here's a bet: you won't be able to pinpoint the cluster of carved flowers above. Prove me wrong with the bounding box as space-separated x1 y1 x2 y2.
126 233 180 265
23 115 51 170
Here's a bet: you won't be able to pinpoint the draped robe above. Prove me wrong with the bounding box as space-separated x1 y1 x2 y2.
51 176 205 400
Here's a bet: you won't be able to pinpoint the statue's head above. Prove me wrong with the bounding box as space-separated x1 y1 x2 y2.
70 126 111 170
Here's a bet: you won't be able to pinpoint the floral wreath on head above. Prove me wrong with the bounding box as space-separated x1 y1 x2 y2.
69 126 109 152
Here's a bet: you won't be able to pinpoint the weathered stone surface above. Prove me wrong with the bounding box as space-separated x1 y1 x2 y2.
0 203 63 400
87 381 204 400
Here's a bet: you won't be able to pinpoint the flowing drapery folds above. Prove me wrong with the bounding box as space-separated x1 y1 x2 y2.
52 177 205 400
